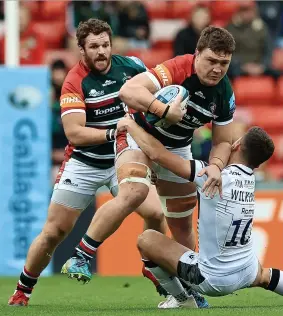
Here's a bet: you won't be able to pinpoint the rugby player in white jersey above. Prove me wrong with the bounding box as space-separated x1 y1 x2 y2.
118 116 279 308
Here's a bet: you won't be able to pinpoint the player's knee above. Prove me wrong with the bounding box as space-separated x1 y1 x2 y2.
142 206 165 223
118 183 149 210
137 229 156 252
41 222 71 246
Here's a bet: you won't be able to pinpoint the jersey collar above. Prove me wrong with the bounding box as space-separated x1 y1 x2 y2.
228 164 254 176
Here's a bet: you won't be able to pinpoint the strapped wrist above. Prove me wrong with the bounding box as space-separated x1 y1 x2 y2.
106 129 116 142
147 98 167 118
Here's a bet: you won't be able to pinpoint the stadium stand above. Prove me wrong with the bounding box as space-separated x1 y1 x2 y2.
4 0 281 181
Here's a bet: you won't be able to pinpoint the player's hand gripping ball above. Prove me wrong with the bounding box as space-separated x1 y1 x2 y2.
145 85 189 128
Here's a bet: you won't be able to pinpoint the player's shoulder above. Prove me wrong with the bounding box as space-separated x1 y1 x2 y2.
64 61 90 85
164 54 194 71
111 54 146 69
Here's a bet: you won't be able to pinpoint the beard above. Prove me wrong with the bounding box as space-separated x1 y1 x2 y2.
84 53 111 74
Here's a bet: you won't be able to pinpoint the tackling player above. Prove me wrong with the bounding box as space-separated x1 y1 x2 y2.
8 18 167 307
118 116 277 308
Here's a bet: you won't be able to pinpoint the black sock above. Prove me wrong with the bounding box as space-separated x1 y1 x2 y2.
267 268 283 295
74 234 102 261
16 267 39 295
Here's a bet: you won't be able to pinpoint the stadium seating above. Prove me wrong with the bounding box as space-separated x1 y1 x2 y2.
248 106 283 133
210 1 239 26
233 76 276 106
33 21 66 49
44 50 78 69
269 134 283 163
266 163 283 181
143 1 168 19
168 1 196 19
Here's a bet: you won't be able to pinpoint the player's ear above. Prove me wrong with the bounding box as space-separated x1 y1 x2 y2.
79 46 85 56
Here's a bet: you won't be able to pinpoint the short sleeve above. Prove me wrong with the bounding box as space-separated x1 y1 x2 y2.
60 72 86 118
213 76 236 126
188 160 208 189
146 54 194 89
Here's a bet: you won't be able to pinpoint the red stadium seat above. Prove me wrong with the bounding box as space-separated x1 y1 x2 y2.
266 163 283 181
248 106 283 133
233 76 276 106
44 50 79 69
152 40 173 50
33 21 66 49
275 76 283 105
143 1 169 19
272 48 283 71
37 1 69 21
210 1 240 26
168 1 196 19
138 48 173 69
269 134 283 163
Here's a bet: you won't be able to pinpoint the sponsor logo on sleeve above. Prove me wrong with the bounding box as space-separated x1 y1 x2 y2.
152 64 172 87
60 93 85 108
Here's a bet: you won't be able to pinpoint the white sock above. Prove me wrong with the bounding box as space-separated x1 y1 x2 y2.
147 265 189 303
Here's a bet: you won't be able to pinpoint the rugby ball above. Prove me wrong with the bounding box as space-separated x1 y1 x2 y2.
145 85 189 128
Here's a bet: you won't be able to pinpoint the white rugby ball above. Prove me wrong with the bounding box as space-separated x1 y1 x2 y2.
145 85 189 128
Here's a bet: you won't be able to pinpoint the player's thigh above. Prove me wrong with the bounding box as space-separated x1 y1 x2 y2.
135 185 163 220
154 145 197 222
156 179 196 229
138 229 189 275
42 201 82 237
52 158 108 210
193 257 259 297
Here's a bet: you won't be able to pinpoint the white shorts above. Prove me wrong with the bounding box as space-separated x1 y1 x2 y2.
115 132 193 184
178 251 259 297
51 158 118 210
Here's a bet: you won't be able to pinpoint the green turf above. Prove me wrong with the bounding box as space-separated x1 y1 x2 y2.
0 275 282 316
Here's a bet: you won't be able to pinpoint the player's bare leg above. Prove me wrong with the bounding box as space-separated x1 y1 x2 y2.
156 180 197 249
138 229 201 308
135 185 167 296
8 202 81 306
136 185 166 234
62 149 158 283
251 263 283 296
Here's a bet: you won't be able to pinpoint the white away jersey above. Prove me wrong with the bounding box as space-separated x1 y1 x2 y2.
189 160 256 276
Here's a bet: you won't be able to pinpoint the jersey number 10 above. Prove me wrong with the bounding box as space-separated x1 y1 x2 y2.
225 218 253 247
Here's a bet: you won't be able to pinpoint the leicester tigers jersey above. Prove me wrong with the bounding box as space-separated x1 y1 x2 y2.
134 54 236 148
60 55 146 168
189 160 255 276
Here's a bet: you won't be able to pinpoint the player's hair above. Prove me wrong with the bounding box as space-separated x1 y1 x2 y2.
241 127 274 169
196 26 236 55
76 18 112 48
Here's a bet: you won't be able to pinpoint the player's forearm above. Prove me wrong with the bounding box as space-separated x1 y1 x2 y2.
126 121 165 160
119 84 167 117
65 126 113 146
126 121 191 179
209 142 232 170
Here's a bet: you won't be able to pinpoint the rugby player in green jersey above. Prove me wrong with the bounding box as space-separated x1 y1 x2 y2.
8 18 169 307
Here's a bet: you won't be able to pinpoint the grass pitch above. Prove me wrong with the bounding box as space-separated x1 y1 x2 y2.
0 275 282 316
